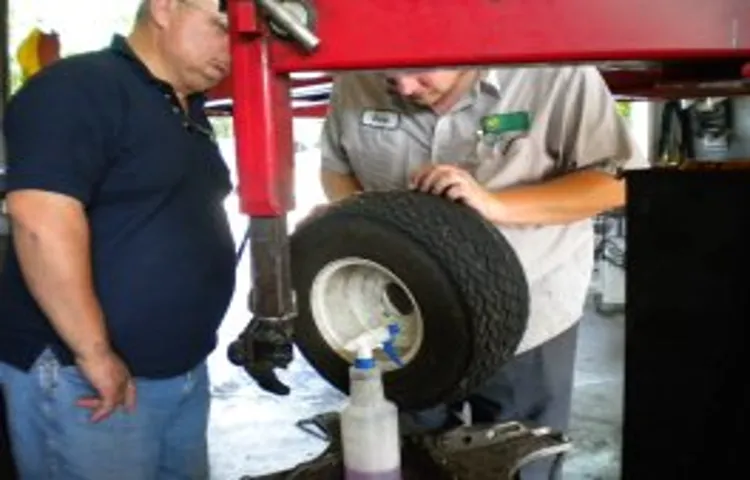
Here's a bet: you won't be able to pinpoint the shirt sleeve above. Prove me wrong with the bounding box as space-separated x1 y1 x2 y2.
319 75 353 174
2 66 114 206
553 66 650 176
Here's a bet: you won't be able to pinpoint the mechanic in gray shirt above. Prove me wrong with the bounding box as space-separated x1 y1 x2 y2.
315 65 648 479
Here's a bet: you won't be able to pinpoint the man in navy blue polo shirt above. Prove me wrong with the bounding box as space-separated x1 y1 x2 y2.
0 1 235 478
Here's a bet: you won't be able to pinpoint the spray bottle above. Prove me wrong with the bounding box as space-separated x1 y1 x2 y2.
340 323 404 480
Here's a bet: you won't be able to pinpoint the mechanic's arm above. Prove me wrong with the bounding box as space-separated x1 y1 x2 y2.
483 169 623 225
321 169 362 202
414 67 648 226
318 75 364 203
489 67 648 226
7 191 109 359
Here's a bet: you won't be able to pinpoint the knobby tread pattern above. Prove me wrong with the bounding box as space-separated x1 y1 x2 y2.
313 191 530 403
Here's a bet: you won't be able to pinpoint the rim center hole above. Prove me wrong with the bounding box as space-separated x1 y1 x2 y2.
385 282 414 316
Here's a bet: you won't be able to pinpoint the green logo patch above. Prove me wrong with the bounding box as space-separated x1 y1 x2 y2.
480 111 532 136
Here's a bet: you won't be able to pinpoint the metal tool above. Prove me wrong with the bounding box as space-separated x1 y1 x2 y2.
240 412 572 479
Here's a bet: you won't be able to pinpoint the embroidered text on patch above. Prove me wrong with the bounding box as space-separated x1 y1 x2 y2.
360 109 401 130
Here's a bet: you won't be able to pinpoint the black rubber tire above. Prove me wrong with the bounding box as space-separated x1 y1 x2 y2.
290 191 529 410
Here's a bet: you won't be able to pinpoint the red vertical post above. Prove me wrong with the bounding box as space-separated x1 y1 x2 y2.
228 0 294 217
225 0 297 396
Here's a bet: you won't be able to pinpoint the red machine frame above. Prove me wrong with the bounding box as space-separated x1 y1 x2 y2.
226 0 750 217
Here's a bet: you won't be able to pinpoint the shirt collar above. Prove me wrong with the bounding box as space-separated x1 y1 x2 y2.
449 70 500 113
108 34 206 105
477 69 503 98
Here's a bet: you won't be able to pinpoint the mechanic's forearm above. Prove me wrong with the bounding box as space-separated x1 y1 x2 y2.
488 170 625 225
10 204 110 359
321 169 362 202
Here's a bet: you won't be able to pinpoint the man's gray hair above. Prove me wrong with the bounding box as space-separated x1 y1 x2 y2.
135 0 150 23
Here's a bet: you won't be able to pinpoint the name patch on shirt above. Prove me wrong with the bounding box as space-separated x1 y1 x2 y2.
360 109 401 130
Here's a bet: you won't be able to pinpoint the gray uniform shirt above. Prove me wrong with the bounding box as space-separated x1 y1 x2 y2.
320 66 649 353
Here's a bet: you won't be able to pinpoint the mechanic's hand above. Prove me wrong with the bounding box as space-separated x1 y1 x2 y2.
74 348 136 423
410 164 495 219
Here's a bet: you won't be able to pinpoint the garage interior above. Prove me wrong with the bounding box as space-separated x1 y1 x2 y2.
1 1 749 479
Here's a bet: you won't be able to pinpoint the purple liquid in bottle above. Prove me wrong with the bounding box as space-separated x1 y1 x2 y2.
344 467 402 480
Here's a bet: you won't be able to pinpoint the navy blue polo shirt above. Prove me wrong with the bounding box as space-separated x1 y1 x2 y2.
0 35 237 378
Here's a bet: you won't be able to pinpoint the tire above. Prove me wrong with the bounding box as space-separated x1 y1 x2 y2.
290 191 529 410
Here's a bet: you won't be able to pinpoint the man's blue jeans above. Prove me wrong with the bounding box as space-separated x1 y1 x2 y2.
0 349 210 480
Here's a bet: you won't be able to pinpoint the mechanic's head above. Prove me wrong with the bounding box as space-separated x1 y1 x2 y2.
386 69 478 113
133 0 229 95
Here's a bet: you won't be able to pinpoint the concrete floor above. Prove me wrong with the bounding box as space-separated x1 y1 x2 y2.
204 293 625 480
563 298 624 479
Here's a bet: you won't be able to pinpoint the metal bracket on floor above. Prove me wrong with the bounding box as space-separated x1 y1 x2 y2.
409 421 572 479
241 411 572 480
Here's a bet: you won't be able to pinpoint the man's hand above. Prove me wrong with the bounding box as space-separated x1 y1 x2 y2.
74 348 136 423
410 164 497 220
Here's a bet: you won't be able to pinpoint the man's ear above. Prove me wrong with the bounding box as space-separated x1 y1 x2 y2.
149 0 177 28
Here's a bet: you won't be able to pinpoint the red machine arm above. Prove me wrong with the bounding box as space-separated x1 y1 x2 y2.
268 0 749 72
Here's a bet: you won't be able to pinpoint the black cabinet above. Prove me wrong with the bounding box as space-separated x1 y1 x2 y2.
622 169 748 480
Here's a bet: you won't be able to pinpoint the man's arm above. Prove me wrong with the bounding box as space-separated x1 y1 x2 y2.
318 75 363 203
3 69 134 422
412 165 624 226
486 170 623 225
7 191 110 359
321 169 362 202
413 67 648 226
487 66 647 226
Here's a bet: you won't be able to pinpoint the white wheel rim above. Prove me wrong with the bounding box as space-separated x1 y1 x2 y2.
309 257 424 371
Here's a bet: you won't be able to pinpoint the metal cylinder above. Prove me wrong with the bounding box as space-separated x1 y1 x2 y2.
257 0 320 52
